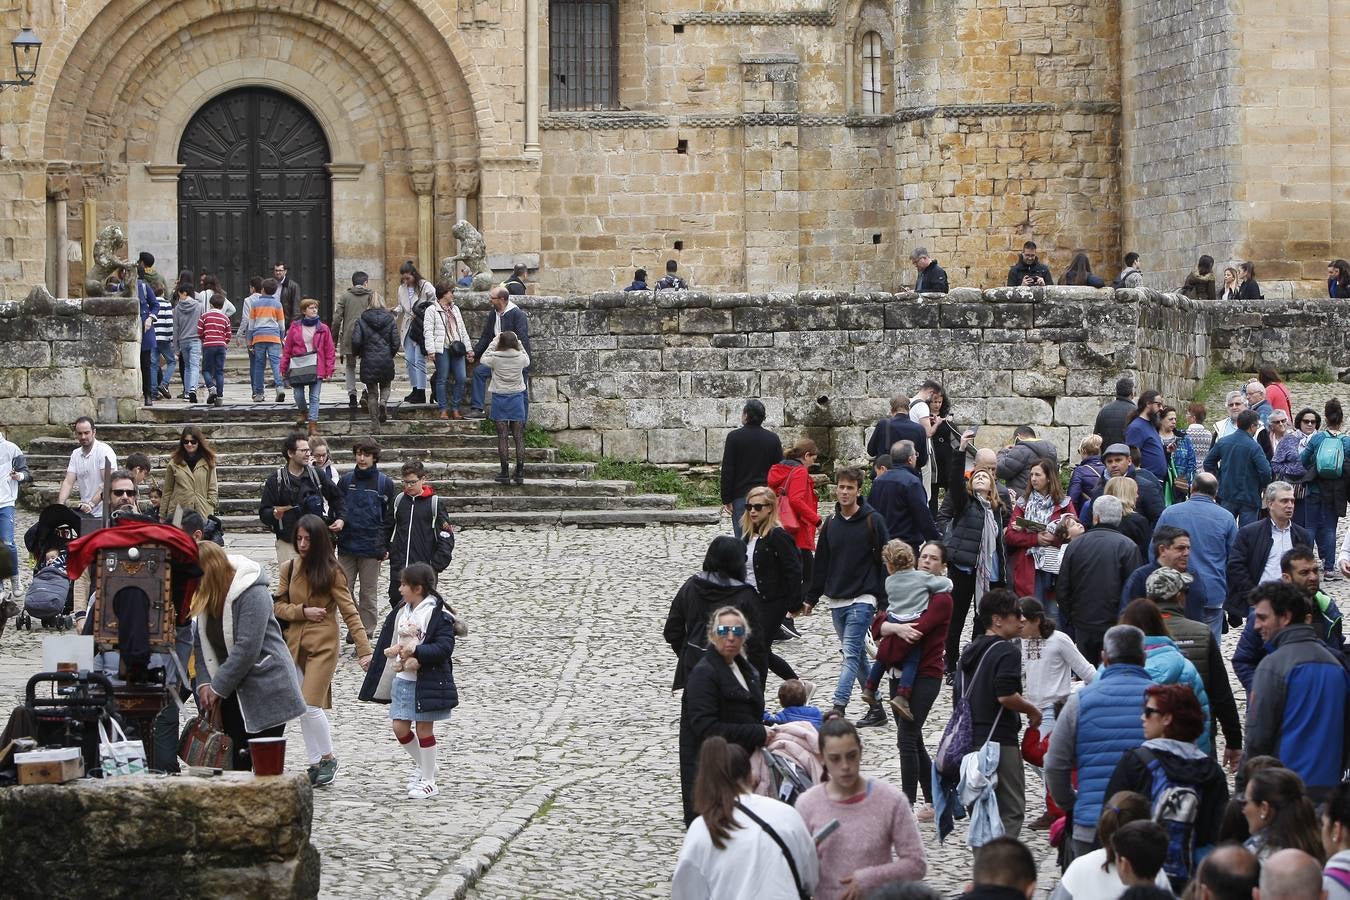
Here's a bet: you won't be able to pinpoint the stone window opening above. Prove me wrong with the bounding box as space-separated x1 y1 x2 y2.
549 0 620 110
860 31 883 115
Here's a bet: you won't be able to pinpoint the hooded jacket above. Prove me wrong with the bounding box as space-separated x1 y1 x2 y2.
335 465 399 559
995 439 1059 495
805 501 888 607
1141 635 1212 753
350 306 399 385
388 485 454 575
359 594 459 714
663 572 761 691
333 284 376 355
193 555 306 733
172 296 203 349
1105 737 1230 870
767 459 821 551
1181 271 1216 300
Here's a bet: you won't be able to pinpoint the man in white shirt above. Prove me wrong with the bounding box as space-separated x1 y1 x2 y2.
57 417 118 517
909 379 944 501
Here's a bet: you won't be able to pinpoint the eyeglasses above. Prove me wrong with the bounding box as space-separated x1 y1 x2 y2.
1300 418 1317 425
715 625 746 637
111 489 136 497
402 479 422 486
1143 706 1164 718
745 503 770 512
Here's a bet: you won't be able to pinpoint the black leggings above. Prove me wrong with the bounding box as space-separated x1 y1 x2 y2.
218 692 285 771
893 674 941 804
797 549 814 609
139 349 154 400
496 420 524 467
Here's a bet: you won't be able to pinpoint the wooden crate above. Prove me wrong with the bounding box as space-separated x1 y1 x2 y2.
15 748 84 785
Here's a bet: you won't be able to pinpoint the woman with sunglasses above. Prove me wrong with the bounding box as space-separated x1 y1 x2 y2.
740 486 804 692
1105 683 1228 888
678 606 772 826
665 537 762 696
161 424 218 520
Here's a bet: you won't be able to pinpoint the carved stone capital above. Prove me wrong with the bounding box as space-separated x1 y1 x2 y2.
452 162 480 196
410 163 436 196
46 164 71 200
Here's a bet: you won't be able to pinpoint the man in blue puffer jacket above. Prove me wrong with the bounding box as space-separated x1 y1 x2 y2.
1045 624 1154 864
336 437 399 639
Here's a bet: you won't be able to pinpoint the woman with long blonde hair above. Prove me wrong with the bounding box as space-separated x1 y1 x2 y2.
192 541 306 770
739 486 806 696
1102 475 1152 558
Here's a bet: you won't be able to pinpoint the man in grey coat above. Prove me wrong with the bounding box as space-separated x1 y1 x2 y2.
333 271 382 409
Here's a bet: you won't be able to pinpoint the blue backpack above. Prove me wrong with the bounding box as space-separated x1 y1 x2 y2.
1315 432 1346 479
1139 748 1202 886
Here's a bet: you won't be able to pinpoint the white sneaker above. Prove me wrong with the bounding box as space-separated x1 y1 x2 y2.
406 767 423 791
408 781 439 800
914 802 935 823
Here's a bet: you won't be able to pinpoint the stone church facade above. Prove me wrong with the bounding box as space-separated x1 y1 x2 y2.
0 0 1343 306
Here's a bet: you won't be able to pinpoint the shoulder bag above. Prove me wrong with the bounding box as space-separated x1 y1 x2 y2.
734 800 810 900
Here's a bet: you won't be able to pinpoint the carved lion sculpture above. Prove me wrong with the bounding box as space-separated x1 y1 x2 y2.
440 219 495 291
84 225 133 297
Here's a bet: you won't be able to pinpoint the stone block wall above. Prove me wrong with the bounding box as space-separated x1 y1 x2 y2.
460 287 1209 465
0 287 141 440
1207 299 1350 375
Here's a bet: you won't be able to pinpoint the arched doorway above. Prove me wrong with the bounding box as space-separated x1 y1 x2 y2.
178 87 332 319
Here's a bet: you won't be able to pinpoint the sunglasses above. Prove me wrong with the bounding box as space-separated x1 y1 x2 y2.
1143 706 1164 718
111 489 136 497
715 625 746 637
1301 418 1317 425
181 438 198 445
746 503 770 512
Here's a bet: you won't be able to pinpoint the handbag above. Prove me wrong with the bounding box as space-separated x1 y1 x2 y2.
935 643 1001 779
448 340 467 358
178 704 233 769
288 351 318 385
99 716 148 777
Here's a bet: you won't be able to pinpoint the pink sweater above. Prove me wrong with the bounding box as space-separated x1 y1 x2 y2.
794 778 926 900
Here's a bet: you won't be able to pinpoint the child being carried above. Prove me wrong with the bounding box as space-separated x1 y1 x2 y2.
863 540 951 721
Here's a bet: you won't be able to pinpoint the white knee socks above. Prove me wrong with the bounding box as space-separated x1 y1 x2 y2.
418 736 437 785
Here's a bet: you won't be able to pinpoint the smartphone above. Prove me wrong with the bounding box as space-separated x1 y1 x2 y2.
813 819 841 845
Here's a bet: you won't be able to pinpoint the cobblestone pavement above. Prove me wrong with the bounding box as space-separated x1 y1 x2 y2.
0 379 1344 898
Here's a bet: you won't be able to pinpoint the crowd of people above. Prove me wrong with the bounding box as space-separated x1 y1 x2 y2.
676 375 1350 898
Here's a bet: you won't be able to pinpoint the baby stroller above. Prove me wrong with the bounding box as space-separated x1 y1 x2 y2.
18 505 81 631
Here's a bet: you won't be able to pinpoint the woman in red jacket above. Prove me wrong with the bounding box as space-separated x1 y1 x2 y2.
281 297 337 436
767 439 821 613
1003 459 1075 625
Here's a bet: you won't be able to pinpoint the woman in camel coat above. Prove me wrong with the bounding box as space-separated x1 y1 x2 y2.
160 424 219 518
273 514 373 786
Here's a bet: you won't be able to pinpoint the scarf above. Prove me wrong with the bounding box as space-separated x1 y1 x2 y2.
301 315 320 327
183 450 201 469
976 495 999 603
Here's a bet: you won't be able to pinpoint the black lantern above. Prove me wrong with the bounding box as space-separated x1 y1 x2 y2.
5 27 41 87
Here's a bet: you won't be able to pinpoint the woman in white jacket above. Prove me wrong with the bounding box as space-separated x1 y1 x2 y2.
426 283 471 420
481 331 531 485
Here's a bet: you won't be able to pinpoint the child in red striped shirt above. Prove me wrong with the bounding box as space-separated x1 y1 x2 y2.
198 294 232 406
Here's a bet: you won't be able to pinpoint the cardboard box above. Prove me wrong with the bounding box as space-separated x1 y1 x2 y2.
15 747 84 785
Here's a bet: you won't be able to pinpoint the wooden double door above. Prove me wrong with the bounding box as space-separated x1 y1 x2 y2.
178 87 332 319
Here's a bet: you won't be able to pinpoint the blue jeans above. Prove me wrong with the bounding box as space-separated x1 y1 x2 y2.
294 379 323 422
1034 569 1061 626
830 602 875 708
1304 496 1339 571
202 346 226 395
180 338 202 394
434 351 467 411
1221 500 1260 528
250 343 282 395
472 364 529 415
0 505 16 587
403 335 427 390
730 496 748 539
155 339 176 391
1203 607 1224 643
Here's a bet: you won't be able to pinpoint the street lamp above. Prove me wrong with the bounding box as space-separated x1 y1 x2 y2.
1 27 41 89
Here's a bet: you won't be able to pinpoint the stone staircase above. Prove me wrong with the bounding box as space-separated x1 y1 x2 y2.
22 360 721 530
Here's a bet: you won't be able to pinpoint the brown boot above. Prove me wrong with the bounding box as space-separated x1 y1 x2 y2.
307 420 319 437
437 410 449 420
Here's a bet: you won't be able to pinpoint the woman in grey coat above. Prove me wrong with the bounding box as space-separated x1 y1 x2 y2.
192 542 306 770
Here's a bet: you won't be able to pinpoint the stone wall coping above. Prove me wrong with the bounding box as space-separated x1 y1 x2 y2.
0 286 138 319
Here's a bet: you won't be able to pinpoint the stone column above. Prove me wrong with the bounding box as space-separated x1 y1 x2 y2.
452 164 481 258
410 165 436 278
82 176 99 292
524 0 540 152
47 167 71 298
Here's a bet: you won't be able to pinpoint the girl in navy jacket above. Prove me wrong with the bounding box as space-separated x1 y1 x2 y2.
359 562 460 799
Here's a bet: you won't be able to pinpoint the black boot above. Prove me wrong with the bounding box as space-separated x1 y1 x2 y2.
494 462 511 485
512 462 524 485
379 403 389 424
348 392 358 410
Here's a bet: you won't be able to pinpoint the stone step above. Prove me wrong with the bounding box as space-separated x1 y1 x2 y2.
24 445 558 469
201 477 636 499
210 492 678 514
24 459 597 486
134 402 482 428
28 432 504 453
216 506 723 532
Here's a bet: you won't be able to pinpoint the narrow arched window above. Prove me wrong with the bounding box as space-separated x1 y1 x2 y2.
860 31 883 114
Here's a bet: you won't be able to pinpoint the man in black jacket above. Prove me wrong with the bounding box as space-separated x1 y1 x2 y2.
259 431 343 566
388 460 454 607
805 468 889 724
1080 443 1165 526
504 264 528 295
865 394 928 466
1094 376 1136 450
274 261 302 324
1006 241 1053 287
867 441 939 552
1225 481 1310 621
1057 495 1143 662
910 247 950 294
336 437 400 636
719 399 783 538
469 286 531 417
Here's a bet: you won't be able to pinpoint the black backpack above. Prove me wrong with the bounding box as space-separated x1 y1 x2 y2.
406 298 436 356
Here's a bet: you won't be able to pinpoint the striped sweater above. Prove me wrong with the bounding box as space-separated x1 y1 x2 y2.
154 295 175 342
197 310 233 347
245 294 285 345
